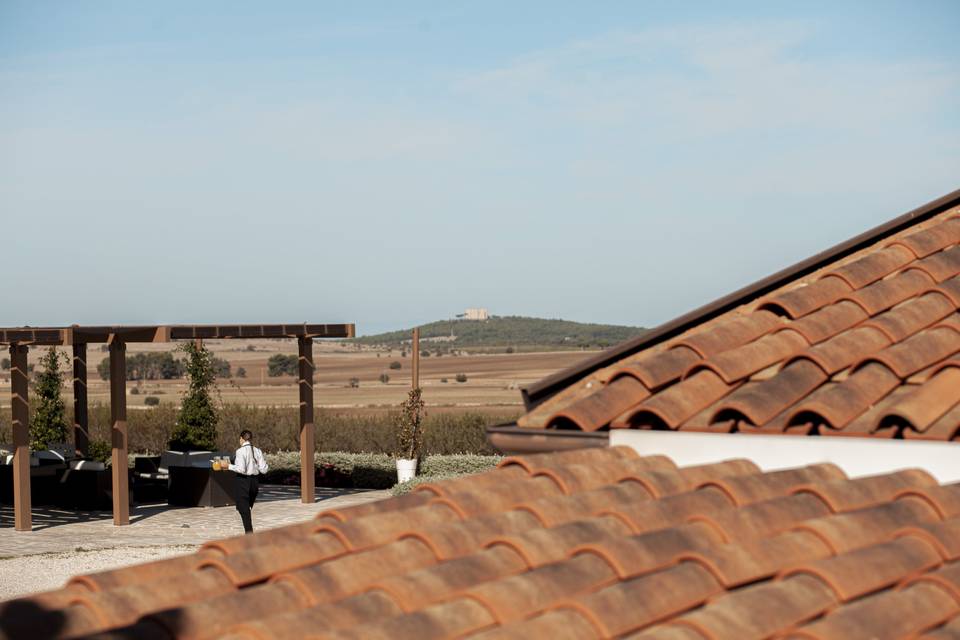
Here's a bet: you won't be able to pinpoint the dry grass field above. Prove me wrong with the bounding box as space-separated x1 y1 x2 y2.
0 340 598 411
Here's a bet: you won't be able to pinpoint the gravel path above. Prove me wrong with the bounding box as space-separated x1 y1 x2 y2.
0 545 198 600
0 487 390 602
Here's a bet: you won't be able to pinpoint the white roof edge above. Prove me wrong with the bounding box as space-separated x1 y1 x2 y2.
610 430 960 483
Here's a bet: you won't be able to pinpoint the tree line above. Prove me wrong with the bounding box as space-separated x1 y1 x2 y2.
97 352 231 381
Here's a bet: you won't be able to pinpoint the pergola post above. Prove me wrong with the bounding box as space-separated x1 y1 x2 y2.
298 336 315 504
72 343 89 456
9 343 32 531
412 327 420 390
109 340 129 525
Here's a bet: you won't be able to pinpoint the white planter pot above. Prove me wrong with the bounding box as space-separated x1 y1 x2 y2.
396 458 418 483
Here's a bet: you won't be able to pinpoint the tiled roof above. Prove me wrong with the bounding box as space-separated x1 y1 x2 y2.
518 208 960 440
3 446 960 639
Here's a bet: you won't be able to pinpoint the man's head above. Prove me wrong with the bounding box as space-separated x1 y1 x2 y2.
240 430 253 444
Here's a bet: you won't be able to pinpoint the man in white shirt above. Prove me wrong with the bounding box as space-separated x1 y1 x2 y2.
228 429 269 533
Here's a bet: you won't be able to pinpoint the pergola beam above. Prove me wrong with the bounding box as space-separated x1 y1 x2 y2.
9 344 32 531
168 324 355 340
0 324 355 345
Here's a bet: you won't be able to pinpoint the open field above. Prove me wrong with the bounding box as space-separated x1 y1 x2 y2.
0 340 597 410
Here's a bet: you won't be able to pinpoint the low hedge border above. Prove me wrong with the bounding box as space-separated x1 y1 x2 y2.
262 451 501 490
391 474 458 496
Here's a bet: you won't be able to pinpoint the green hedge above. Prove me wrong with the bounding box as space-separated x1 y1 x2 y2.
0 404 513 456
262 451 501 490
391 474 457 496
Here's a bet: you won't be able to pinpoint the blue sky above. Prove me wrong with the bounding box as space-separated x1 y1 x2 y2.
2 2 958 335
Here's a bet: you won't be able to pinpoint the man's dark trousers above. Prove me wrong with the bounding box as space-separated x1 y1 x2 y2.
236 474 259 534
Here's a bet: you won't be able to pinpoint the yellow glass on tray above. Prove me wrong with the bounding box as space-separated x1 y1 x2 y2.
212 460 221 471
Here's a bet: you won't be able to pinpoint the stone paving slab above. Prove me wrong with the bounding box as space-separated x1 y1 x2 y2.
0 486 390 557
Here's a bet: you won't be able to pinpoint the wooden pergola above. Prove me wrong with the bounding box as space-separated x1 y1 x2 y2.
0 323 355 532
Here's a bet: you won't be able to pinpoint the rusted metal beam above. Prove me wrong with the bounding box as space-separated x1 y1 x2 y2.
109 341 129 526
0 328 67 346
168 324 355 340
0 323 355 345
9 344 32 531
297 337 315 504
72 343 89 457
73 326 168 344
412 328 420 390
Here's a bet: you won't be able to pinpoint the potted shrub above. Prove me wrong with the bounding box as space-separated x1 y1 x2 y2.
396 388 425 483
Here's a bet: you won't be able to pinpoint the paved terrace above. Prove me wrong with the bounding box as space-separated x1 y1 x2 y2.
0 486 389 557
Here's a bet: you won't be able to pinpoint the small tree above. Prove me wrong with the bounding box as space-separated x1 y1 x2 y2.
236 367 247 378
1 357 9 370
379 373 390 384
389 361 402 370
348 377 360 388
169 341 219 451
267 353 298 377
455 373 468 383
396 388 425 460
31 348 69 450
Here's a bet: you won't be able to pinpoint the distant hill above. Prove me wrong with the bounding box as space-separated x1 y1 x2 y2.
351 316 647 351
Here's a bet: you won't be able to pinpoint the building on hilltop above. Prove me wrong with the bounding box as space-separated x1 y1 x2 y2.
456 307 490 321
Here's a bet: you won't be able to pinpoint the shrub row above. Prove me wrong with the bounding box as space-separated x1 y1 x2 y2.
261 451 501 490
391 474 457 496
0 405 513 456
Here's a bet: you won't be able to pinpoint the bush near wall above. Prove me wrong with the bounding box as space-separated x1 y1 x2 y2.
262 451 501 490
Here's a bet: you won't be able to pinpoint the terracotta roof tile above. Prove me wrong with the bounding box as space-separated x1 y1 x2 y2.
612 370 735 429
869 294 956 344
144 581 309 639
550 562 725 636
711 360 828 427
517 205 960 441
787 301 869 343
790 469 936 512
607 346 701 387
877 366 960 434
685 530 833 587
783 581 960 639
223 590 403 640
824 244 915 289
496 445 642 473
697 464 846 506
545 375 650 430
671 311 785 357
929 275 960 306
839 268 935 315
791 498 941 554
906 245 960 282
889 217 960 258
782 536 943 602
855 326 960 378
635 574 837 640
759 276 853 319
686 329 808 384
9 447 960 640
570 522 727 580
